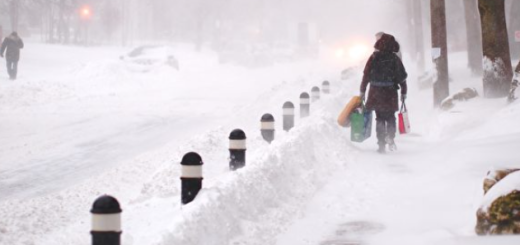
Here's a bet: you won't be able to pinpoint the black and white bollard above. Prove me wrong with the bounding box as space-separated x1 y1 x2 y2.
283 101 295 131
311 86 320 102
300 92 310 118
91 195 122 245
229 129 247 170
322 81 330 94
260 114 275 143
180 152 203 205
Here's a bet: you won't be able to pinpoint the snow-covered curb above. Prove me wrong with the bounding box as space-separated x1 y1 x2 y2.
159 114 355 244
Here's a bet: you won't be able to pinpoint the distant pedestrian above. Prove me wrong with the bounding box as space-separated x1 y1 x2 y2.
360 33 408 153
0 32 24 80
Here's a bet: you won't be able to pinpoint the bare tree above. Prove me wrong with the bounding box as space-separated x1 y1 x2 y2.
431 0 450 107
405 0 414 59
463 0 483 76
478 0 513 98
9 0 20 32
412 0 425 73
509 0 520 59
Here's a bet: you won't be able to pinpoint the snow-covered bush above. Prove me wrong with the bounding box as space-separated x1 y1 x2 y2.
476 170 520 235
440 88 479 111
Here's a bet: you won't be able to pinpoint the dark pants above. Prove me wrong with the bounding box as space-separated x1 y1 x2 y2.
6 60 18 79
375 111 396 145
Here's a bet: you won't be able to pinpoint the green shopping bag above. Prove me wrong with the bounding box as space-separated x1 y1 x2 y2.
350 104 373 143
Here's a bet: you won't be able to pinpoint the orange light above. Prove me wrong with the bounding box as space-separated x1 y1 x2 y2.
80 6 92 19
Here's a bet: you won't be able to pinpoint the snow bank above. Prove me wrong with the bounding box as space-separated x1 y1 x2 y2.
159 115 352 245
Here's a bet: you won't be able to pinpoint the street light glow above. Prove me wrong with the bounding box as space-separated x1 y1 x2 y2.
80 6 92 19
348 44 370 61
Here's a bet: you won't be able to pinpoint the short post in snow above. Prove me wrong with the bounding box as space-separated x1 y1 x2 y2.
180 152 204 205
260 114 275 143
91 195 122 245
311 86 320 102
322 81 330 94
229 129 247 170
283 102 295 131
300 92 310 118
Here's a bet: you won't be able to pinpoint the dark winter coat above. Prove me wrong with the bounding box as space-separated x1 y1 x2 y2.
360 34 408 112
0 35 24 62
516 60 520 74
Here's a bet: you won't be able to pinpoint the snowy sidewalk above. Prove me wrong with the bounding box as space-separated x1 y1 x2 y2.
276 83 520 244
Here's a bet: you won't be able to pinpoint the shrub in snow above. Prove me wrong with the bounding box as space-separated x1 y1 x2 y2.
341 67 355 80
440 88 479 111
476 170 520 235
483 169 520 194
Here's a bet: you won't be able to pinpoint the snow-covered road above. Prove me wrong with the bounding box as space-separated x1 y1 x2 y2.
0 42 332 201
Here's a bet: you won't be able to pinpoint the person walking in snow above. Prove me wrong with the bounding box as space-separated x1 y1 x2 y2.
360 33 408 154
0 32 24 80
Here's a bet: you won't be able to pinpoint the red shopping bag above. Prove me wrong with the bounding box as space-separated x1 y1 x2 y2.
398 102 411 134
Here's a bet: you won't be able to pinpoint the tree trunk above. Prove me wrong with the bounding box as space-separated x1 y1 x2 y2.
463 0 483 76
413 0 425 73
406 0 415 60
58 0 65 43
48 5 55 43
509 0 520 60
121 0 127 46
478 0 513 98
9 0 19 32
431 0 450 107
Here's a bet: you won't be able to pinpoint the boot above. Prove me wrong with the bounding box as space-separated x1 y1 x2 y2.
386 136 397 151
377 144 386 154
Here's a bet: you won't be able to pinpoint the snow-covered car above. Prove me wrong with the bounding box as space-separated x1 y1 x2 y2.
341 67 355 80
120 45 179 70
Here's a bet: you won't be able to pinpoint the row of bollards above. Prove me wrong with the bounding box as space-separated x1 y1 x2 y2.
89 81 332 245
179 81 332 206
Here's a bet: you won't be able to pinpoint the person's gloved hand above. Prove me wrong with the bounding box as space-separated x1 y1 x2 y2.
360 92 365 101
401 94 407 102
